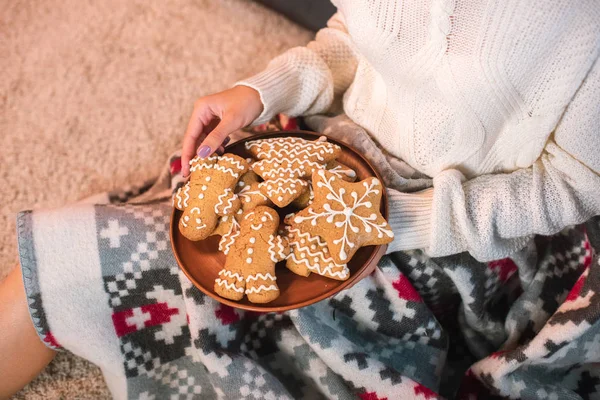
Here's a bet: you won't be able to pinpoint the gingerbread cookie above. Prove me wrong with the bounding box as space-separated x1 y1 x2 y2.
290 183 314 209
211 208 244 255
326 160 357 182
286 227 350 280
214 206 289 303
291 169 394 264
235 171 273 211
246 136 341 207
173 154 249 241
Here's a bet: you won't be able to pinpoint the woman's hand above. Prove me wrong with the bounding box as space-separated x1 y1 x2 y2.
181 86 263 177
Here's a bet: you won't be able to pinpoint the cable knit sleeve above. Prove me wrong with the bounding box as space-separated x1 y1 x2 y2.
235 11 359 125
386 56 600 261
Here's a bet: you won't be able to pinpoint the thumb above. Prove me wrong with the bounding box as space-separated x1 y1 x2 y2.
196 116 239 158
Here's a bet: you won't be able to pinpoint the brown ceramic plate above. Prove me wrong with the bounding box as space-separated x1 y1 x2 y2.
170 130 388 312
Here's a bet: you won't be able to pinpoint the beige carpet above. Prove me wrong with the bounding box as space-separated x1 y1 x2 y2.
1 0 311 397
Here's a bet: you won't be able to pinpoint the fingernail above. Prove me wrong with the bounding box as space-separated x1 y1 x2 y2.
197 145 212 158
222 136 231 147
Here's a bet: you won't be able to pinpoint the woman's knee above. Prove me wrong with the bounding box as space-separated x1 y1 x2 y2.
0 264 56 399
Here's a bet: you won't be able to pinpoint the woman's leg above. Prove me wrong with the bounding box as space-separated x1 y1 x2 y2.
0 265 56 399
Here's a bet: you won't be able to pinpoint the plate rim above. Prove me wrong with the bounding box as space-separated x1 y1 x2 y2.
170 130 389 312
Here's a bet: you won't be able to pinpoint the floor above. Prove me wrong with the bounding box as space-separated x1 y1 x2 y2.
0 1 311 397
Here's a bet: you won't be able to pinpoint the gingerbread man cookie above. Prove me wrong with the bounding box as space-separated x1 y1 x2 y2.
291 169 394 264
246 137 341 207
173 154 249 241
214 206 289 303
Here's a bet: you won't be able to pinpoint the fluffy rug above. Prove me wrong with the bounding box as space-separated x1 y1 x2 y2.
1 0 311 397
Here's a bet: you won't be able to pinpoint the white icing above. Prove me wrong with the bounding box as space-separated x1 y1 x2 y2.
179 184 190 208
288 228 349 279
238 184 269 204
218 269 243 282
218 217 240 255
181 215 189 228
246 257 252 264
245 285 278 294
267 234 288 262
250 224 263 231
328 164 357 179
249 237 256 244
215 278 244 293
220 155 246 171
246 273 276 282
245 137 340 163
214 189 237 214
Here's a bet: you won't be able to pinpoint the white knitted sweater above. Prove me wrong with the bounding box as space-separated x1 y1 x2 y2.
237 0 600 261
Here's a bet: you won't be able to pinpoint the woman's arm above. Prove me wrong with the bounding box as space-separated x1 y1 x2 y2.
236 11 359 125
181 11 359 176
386 56 600 261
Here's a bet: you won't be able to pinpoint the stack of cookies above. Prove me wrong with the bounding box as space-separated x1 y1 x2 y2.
173 136 394 304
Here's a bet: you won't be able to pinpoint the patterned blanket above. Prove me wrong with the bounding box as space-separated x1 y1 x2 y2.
17 116 600 399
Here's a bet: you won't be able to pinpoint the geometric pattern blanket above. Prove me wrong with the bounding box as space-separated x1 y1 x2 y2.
16 117 600 399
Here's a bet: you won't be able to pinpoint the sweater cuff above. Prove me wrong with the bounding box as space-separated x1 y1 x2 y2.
385 188 434 253
235 61 301 126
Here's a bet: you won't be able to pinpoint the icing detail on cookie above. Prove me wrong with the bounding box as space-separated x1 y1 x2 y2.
246 273 276 282
268 235 288 263
288 228 349 279
238 185 268 203
329 164 357 179
221 155 247 171
254 159 324 179
175 184 190 208
258 179 307 198
250 223 263 231
293 170 394 261
215 278 244 293
218 269 243 282
245 285 278 294
214 189 237 214
218 217 240 255
245 137 340 163
181 215 190 227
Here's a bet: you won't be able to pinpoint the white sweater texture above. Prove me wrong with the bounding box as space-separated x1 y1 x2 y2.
237 0 600 261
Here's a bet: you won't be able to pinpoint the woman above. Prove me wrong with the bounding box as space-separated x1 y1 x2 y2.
2 1 600 398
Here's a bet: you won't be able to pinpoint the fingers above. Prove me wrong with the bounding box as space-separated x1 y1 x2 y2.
196 117 239 159
181 107 207 177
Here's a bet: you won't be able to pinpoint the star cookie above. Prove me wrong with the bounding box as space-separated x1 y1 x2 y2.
291 169 394 264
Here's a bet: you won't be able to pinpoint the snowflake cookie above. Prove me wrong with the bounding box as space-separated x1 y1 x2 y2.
214 206 289 303
246 136 342 207
291 169 394 264
173 153 249 241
